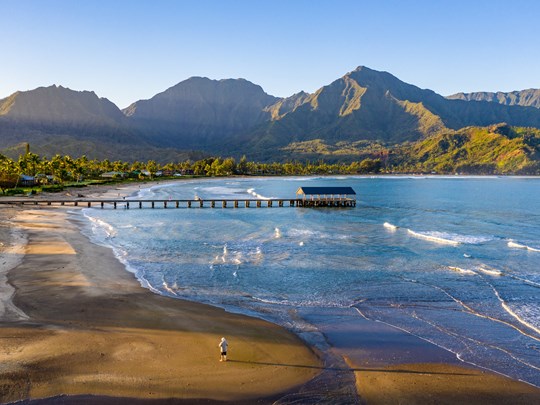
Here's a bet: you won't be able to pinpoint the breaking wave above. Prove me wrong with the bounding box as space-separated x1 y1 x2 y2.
408 229 492 246
246 188 271 200
476 264 503 277
508 240 540 252
84 213 117 239
447 266 477 275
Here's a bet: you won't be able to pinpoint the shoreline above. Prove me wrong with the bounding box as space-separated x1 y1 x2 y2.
1 180 540 403
0 204 322 403
0 208 29 322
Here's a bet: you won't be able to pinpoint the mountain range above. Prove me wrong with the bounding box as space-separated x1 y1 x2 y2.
1 66 540 170
448 89 540 109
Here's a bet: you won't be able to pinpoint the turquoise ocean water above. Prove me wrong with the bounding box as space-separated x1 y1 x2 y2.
79 176 540 387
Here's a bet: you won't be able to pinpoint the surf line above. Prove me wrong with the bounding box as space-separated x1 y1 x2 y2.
352 300 540 385
407 229 461 246
508 240 540 253
424 280 540 343
411 308 540 375
484 278 540 337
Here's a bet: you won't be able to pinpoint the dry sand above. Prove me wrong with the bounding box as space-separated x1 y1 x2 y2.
1 180 540 404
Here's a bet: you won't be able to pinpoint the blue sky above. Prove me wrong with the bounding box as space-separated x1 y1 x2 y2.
1 0 539 108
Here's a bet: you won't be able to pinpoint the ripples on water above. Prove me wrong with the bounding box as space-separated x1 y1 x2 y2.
80 176 540 387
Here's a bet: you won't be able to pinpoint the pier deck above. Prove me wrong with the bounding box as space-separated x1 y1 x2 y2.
0 198 356 209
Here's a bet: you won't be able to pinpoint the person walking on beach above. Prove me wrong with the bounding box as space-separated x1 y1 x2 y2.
218 337 228 362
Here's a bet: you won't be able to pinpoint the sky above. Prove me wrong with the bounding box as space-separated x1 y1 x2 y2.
1 0 539 109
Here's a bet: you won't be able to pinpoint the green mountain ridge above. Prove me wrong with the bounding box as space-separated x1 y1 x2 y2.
1 66 540 172
393 124 540 174
238 66 540 160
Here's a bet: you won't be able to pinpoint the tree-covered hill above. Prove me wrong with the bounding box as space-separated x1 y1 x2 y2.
390 124 540 174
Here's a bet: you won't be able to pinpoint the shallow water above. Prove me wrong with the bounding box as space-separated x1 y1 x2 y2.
80 176 540 387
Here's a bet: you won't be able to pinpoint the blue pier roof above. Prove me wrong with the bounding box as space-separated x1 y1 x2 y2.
296 187 356 195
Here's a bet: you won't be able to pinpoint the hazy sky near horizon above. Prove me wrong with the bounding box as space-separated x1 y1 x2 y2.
2 0 539 108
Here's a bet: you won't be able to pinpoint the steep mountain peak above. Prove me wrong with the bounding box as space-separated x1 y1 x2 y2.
264 90 311 120
351 65 376 73
347 65 396 81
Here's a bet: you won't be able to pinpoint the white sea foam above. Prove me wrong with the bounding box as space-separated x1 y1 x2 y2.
0 224 29 321
288 228 347 240
509 275 540 288
246 188 271 200
447 266 477 275
487 281 540 337
250 247 264 262
84 214 117 239
408 230 461 246
232 252 243 265
512 304 540 332
408 229 491 246
476 265 503 277
508 240 540 252
162 280 178 296
252 296 350 308
383 222 398 231
210 244 246 266
288 228 318 238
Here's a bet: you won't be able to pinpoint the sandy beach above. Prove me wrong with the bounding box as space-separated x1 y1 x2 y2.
1 181 540 404
0 185 321 403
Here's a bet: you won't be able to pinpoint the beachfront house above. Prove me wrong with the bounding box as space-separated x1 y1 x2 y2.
295 186 356 207
100 171 126 179
19 175 36 186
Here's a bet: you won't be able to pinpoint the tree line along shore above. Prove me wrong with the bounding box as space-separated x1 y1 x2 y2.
2 126 540 196
1 150 385 195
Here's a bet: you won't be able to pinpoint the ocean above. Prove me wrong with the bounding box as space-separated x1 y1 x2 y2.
78 176 540 387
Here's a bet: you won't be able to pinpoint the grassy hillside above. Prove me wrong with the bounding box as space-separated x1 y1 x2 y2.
269 124 540 174
391 124 540 174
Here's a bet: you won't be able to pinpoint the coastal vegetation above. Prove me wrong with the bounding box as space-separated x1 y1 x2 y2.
1 123 539 195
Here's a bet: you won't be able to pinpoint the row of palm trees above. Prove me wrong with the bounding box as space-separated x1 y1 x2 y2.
0 151 383 190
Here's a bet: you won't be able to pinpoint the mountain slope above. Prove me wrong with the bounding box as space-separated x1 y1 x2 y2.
235 66 540 160
0 86 193 162
0 85 125 126
448 89 540 109
123 77 279 148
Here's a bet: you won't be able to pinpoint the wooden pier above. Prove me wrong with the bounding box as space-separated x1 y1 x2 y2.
0 197 356 209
